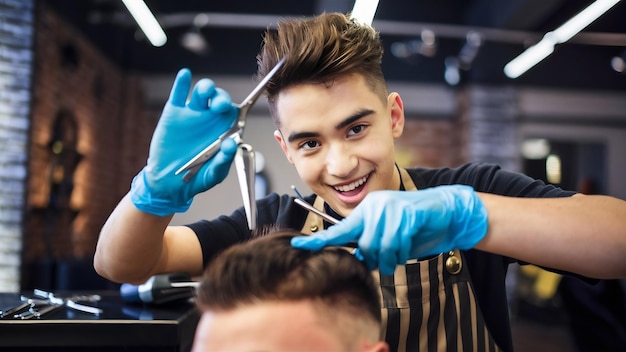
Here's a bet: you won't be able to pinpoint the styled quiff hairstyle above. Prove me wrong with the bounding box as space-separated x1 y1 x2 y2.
256 12 388 126
196 230 382 346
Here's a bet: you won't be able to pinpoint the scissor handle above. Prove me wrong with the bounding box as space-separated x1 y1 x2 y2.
175 57 286 182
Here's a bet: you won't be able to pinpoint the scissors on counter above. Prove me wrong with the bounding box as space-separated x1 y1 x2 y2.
0 289 103 320
174 57 286 230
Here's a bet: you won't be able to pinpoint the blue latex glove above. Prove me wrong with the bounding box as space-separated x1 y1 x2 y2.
130 68 238 216
291 185 488 275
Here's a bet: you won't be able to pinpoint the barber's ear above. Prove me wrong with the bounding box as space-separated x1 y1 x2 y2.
273 129 294 164
387 92 405 138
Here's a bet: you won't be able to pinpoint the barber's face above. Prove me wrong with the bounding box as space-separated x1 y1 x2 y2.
192 300 366 351
274 74 405 217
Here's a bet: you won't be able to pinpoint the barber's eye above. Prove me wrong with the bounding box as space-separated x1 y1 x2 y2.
348 125 366 136
300 140 320 150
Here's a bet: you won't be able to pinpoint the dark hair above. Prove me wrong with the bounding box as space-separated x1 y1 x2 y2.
256 12 388 126
196 230 381 326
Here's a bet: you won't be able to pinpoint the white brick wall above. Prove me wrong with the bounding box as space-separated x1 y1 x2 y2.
0 0 34 292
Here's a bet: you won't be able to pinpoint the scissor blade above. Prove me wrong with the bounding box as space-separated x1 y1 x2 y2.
238 57 286 110
0 302 32 319
235 144 256 230
293 198 339 225
175 138 222 176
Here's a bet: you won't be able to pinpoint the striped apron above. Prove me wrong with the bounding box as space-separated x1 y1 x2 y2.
299 168 502 352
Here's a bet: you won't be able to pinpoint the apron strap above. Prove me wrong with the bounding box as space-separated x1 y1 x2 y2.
299 196 326 235
398 166 417 191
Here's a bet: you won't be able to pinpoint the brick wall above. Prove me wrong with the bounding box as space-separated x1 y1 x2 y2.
19 2 153 290
396 116 467 169
0 0 33 292
395 86 520 172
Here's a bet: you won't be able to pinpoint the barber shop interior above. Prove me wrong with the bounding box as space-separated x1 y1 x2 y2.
1 0 625 351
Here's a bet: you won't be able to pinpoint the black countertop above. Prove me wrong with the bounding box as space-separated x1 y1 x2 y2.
0 291 199 351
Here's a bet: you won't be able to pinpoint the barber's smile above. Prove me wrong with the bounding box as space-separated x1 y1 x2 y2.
331 172 371 202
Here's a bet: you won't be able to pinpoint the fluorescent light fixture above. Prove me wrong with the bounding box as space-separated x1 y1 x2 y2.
504 39 555 78
121 0 167 47
504 0 621 78
552 0 621 43
351 0 380 26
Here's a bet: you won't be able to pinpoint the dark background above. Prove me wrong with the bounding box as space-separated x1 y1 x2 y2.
47 0 626 91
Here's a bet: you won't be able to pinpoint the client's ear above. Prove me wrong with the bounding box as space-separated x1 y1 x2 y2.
372 341 389 352
369 341 390 352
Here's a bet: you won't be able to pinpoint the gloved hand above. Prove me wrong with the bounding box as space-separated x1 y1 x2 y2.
291 185 488 275
130 68 239 216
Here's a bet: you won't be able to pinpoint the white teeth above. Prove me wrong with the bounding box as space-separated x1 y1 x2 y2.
334 175 368 192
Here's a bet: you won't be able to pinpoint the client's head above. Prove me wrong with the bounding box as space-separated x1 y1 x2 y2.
192 229 388 352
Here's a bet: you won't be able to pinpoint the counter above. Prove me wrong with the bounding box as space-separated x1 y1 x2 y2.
0 291 199 351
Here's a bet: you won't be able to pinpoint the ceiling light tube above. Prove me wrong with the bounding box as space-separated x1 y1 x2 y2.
121 0 167 47
504 38 555 78
552 0 621 43
504 0 621 78
351 0 380 26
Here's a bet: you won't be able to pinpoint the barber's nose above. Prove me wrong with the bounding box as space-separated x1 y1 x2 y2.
326 144 357 178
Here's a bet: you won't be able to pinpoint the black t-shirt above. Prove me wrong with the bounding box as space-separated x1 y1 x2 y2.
187 162 578 350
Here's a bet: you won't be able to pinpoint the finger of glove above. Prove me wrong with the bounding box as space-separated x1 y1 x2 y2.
188 78 216 110
209 88 235 115
378 221 405 276
206 138 237 181
397 222 414 265
355 210 381 272
217 137 238 161
187 138 238 194
169 69 192 107
291 213 364 251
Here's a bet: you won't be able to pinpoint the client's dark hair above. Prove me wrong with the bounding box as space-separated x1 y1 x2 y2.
196 229 381 327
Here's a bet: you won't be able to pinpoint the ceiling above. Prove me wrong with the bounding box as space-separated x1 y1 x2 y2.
46 0 626 91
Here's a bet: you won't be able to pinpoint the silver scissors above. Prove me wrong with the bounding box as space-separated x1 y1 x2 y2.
235 143 256 230
174 57 285 181
174 57 286 230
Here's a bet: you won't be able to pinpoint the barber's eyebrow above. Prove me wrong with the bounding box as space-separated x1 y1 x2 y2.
287 131 318 143
335 109 375 130
287 109 375 143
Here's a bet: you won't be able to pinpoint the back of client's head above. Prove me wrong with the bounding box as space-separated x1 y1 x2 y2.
195 229 384 351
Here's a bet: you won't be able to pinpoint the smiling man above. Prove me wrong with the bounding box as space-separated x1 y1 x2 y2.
273 72 402 215
95 12 626 351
